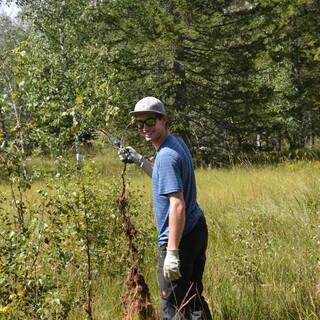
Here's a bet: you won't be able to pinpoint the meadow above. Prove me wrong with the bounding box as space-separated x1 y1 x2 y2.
1 152 320 319
71 155 320 319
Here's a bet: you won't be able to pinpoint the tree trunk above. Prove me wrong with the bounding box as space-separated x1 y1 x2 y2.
0 108 8 148
277 131 282 152
173 39 190 145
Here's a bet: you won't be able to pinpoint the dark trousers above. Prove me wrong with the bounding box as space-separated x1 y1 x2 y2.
157 215 212 320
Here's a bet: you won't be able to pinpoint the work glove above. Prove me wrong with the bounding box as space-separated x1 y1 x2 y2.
118 146 144 166
163 249 181 281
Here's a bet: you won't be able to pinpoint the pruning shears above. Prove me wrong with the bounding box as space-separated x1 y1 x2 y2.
97 128 127 152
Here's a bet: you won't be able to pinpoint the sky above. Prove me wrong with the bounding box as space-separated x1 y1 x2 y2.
0 2 20 17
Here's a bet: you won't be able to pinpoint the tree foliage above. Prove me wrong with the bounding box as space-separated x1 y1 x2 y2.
0 0 319 164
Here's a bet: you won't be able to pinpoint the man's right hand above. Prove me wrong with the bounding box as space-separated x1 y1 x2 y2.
118 146 143 165
163 249 181 281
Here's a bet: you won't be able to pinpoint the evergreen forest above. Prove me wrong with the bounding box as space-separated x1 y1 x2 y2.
1 0 319 165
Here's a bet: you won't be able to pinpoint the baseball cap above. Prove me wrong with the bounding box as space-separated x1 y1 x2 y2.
129 97 166 116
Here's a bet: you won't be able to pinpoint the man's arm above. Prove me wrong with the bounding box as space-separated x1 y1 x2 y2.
140 158 153 177
163 191 185 281
167 192 185 250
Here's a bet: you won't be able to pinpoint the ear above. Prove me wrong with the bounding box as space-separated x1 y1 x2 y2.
162 115 168 127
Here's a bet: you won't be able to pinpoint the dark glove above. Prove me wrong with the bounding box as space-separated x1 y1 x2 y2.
118 146 144 165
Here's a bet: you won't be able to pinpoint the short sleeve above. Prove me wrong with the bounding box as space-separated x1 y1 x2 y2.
157 154 183 195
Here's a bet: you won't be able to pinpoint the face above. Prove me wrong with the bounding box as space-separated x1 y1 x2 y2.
135 112 167 147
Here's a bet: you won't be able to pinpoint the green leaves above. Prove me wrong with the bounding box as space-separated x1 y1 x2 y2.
0 160 151 318
1 0 319 164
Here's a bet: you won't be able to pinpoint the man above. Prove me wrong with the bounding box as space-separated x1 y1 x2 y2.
119 97 212 320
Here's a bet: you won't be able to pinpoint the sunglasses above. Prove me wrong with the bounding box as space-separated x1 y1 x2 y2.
135 117 158 129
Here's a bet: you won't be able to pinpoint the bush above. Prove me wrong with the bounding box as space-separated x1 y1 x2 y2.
0 160 151 319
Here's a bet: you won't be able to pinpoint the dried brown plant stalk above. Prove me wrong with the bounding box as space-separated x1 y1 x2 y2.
117 163 155 320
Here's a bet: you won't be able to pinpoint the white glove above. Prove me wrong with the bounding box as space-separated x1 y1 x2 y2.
163 249 181 281
118 146 144 166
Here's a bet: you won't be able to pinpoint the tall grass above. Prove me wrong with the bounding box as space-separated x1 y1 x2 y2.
2 155 320 319
79 162 320 319
195 162 320 319
93 161 320 319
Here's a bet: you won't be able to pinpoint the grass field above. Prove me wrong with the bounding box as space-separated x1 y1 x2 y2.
1 154 320 319
196 163 320 319
88 159 320 319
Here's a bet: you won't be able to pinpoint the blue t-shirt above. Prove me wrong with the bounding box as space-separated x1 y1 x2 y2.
152 134 203 246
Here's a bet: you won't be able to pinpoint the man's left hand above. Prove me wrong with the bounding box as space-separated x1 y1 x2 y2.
163 249 181 281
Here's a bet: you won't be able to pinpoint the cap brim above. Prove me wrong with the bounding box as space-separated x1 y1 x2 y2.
129 110 165 116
